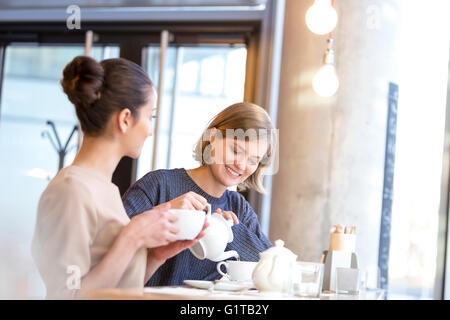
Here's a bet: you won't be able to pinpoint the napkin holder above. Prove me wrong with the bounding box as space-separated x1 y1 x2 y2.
321 231 358 292
320 250 359 292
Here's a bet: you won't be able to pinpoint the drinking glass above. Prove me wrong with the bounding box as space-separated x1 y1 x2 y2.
292 261 324 298
359 265 385 299
363 265 381 290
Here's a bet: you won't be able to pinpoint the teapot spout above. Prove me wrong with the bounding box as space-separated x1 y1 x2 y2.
213 250 239 262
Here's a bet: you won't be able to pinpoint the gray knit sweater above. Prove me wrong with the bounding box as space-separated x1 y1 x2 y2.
122 168 273 286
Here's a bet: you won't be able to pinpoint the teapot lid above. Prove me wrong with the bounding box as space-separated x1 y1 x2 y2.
260 239 297 260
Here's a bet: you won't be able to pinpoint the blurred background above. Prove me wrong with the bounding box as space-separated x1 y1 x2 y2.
0 0 449 300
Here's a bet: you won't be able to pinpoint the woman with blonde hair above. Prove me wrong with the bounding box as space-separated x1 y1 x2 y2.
122 102 276 286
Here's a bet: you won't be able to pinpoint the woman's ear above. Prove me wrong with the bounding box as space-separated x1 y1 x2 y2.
207 127 219 160
209 127 217 143
117 108 133 133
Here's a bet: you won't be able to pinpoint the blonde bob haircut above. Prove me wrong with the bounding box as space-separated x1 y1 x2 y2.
193 102 277 194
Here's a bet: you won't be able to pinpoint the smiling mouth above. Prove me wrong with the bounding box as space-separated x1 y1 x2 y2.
225 166 242 178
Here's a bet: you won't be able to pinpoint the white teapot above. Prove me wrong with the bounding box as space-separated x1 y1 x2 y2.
252 239 297 294
189 204 238 262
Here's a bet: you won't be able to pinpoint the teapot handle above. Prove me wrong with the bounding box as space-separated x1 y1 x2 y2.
214 250 239 262
204 204 212 224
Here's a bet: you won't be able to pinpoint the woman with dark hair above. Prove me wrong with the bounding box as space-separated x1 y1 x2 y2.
31 56 207 299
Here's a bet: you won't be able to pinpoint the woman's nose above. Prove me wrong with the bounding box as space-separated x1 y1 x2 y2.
234 159 246 172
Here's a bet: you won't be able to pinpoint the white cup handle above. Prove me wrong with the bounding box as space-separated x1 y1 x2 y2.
217 261 229 279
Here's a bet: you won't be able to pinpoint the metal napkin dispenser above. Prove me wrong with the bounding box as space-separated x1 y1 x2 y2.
320 250 359 292
321 224 358 292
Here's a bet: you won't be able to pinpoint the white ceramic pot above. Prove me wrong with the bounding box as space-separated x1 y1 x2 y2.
189 205 238 262
252 239 297 294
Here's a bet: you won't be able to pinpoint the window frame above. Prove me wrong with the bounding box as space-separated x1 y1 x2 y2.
0 4 276 211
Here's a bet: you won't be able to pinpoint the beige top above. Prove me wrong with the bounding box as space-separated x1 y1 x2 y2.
31 165 147 299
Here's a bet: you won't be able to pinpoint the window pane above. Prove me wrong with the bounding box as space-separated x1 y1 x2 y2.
137 45 247 179
386 0 450 299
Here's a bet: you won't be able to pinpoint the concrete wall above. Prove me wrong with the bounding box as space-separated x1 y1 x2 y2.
269 0 401 270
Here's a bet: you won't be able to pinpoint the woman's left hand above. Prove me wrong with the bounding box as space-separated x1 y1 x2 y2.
147 217 209 264
215 208 239 225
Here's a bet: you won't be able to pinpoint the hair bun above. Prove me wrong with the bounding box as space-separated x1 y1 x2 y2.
61 56 104 108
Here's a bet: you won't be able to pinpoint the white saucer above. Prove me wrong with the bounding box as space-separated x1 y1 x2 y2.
183 280 253 292
183 280 214 290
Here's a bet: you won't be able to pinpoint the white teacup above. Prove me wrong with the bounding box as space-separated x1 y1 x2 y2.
170 208 207 240
216 260 258 283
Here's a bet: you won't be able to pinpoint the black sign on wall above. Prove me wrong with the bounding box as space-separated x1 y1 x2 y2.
378 82 399 292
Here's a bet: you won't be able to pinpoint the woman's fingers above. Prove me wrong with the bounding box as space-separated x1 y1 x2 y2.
188 193 208 210
190 198 206 211
201 219 209 231
185 192 207 210
196 230 206 240
225 211 239 225
168 223 179 235
176 239 198 251
190 191 207 204
154 202 171 212
215 208 239 225
165 231 178 242
182 202 195 210
169 192 207 210
140 202 170 216
183 239 198 248
166 211 178 223
194 220 209 240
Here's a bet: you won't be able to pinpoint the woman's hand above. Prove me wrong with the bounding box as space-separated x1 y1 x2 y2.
124 203 179 250
215 208 239 225
166 191 208 210
147 218 209 265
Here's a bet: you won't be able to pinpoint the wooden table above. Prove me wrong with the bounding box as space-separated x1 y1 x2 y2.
86 286 385 300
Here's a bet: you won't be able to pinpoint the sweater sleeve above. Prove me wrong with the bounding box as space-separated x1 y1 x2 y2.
122 171 170 218
31 178 97 299
227 193 273 262
122 184 155 218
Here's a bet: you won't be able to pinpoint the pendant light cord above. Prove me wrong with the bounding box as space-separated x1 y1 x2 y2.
329 0 335 39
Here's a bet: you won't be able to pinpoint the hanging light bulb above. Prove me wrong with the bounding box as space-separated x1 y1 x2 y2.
313 38 339 97
306 0 338 35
